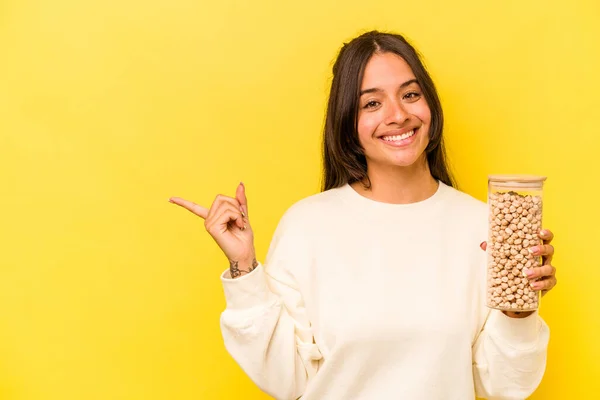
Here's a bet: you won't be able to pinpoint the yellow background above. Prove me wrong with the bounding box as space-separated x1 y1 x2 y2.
1 0 598 398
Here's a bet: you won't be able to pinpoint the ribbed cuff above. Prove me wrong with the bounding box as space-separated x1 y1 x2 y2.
486 309 541 348
220 263 274 310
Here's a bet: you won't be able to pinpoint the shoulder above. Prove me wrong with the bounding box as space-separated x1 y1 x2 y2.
441 183 487 217
276 186 346 231
265 187 346 259
446 186 487 209
438 183 489 239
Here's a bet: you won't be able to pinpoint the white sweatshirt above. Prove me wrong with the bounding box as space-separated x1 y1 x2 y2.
219 182 549 400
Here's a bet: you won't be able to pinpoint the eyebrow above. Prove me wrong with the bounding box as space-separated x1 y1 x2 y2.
359 79 419 96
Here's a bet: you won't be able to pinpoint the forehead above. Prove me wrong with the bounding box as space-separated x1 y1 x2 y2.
361 52 416 88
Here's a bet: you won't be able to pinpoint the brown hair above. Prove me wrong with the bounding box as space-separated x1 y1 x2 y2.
321 30 456 191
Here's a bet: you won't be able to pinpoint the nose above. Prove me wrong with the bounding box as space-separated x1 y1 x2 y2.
384 99 409 125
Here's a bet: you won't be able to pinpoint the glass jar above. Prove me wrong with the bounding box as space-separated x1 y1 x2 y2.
486 175 547 312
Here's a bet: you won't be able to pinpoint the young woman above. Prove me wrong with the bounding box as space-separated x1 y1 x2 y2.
170 31 557 399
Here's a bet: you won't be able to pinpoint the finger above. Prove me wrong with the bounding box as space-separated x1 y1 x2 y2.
531 276 557 292
206 208 245 234
169 197 208 219
525 264 556 280
206 202 246 230
539 229 554 244
480 241 487 251
236 182 248 217
530 243 554 264
207 194 242 221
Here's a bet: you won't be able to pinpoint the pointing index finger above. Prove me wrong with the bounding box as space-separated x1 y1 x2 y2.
169 197 209 219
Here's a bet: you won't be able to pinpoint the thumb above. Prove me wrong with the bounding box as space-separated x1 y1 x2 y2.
236 182 248 216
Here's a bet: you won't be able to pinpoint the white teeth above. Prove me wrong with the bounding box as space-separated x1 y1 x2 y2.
382 130 415 142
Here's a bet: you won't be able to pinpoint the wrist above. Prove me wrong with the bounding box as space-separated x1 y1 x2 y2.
502 310 535 319
229 257 258 278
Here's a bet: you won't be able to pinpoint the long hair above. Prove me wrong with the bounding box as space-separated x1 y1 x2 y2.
321 30 456 191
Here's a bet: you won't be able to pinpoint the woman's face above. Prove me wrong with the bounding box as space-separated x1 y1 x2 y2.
356 52 431 172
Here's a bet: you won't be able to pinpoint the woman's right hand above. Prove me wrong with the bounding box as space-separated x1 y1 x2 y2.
169 182 257 277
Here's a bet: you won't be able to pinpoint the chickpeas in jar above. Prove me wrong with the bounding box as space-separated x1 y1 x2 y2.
486 175 547 312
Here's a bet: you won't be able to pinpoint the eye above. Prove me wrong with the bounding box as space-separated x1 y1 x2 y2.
403 91 421 101
363 100 380 109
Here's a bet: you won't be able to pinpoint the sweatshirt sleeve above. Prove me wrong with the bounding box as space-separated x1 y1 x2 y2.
219 209 322 400
472 306 550 399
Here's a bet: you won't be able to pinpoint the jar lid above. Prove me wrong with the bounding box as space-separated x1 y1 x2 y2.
488 174 547 188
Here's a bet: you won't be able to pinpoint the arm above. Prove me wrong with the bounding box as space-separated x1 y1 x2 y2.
473 230 555 399
472 289 550 399
472 309 549 399
220 212 321 400
170 184 321 399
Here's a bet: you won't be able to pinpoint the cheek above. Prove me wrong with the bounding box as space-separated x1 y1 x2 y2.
357 113 379 143
413 102 432 126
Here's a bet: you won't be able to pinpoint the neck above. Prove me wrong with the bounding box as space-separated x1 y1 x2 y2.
350 159 439 204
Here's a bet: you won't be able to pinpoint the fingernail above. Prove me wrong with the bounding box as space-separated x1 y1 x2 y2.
240 207 246 218
168 198 174 203
540 229 548 236
529 246 538 254
531 282 541 290
243 224 247 230
526 269 535 278
240 181 244 187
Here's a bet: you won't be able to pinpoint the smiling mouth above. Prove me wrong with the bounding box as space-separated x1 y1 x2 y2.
381 129 415 142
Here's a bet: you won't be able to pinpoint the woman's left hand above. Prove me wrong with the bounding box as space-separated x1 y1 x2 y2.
523 229 558 296
480 228 558 296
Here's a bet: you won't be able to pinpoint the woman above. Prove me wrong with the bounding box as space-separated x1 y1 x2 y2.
170 31 557 399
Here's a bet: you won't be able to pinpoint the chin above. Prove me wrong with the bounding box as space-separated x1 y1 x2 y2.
390 153 426 168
